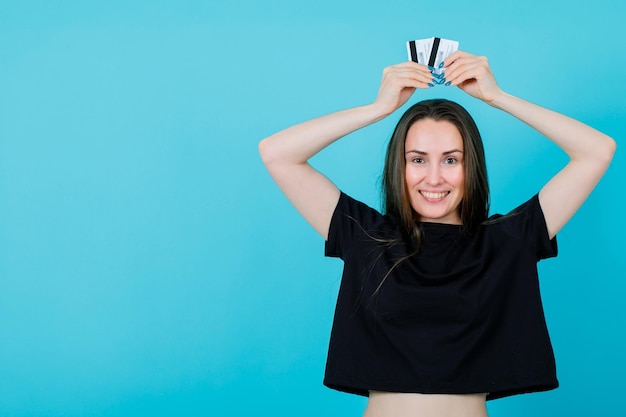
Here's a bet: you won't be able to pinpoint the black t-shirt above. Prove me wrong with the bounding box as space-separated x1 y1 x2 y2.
324 192 558 400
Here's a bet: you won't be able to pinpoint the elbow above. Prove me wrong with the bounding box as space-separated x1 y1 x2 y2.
258 135 303 168
572 134 616 171
584 133 617 167
258 137 274 166
602 135 617 166
608 135 617 158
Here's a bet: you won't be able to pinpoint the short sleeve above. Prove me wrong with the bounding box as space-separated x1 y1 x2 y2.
324 192 389 259
493 194 558 261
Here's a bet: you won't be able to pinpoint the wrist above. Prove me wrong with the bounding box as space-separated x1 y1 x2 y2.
485 90 512 109
363 102 394 123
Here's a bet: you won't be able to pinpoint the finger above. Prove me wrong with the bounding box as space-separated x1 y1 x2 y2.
441 52 488 84
441 50 473 69
443 54 478 74
445 64 482 87
390 74 434 90
444 57 489 86
383 66 437 87
388 61 433 75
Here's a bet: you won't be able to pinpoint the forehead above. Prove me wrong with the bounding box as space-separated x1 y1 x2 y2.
405 119 463 152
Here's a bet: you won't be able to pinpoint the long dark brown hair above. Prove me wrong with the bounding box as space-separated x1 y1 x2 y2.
382 99 490 251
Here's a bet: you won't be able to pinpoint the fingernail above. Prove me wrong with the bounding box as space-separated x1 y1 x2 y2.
428 65 435 71
438 77 446 84
445 81 451 86
438 61 445 68
428 83 435 88
433 72 444 79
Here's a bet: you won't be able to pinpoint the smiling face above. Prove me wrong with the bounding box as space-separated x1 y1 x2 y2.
404 118 465 224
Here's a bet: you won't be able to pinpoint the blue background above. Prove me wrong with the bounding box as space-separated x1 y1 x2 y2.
1 1 624 416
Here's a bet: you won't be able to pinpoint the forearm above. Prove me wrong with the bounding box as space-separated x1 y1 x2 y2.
442 51 615 236
489 91 615 237
258 103 388 167
488 92 616 162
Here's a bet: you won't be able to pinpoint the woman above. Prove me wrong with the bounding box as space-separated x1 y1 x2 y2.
258 51 615 416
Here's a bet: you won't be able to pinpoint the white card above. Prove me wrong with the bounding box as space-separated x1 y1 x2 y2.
407 37 459 74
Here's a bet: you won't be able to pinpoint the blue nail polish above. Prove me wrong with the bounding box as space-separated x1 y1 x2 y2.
428 65 435 71
428 83 435 88
445 81 451 86
438 61 445 68
433 72 443 79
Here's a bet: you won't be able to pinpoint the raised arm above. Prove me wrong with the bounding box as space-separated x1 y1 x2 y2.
259 62 434 239
443 51 616 239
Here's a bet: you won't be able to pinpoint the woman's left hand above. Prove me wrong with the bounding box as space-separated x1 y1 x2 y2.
442 51 504 103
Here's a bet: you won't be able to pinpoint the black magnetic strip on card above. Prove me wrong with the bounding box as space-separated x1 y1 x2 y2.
428 37 441 67
409 41 418 63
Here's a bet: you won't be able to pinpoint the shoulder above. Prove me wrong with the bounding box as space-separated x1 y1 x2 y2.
331 192 387 225
482 194 557 260
325 192 400 258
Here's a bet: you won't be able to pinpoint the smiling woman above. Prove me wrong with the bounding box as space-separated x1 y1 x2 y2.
258 52 615 416
382 98 489 252
404 118 466 224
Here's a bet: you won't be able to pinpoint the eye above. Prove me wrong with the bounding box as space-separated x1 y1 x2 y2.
444 157 458 164
411 157 424 164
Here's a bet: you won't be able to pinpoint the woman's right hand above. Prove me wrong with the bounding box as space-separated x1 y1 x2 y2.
259 62 433 239
373 62 434 117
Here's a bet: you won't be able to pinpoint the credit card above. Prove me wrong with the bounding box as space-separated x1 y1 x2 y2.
407 37 459 74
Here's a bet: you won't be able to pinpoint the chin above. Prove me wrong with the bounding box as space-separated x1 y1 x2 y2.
417 208 461 224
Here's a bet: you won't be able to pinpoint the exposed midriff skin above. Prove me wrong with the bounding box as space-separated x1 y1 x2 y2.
363 392 488 417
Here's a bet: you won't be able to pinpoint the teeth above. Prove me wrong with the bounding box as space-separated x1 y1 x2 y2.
421 191 447 199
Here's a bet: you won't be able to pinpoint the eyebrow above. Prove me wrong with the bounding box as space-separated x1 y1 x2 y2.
405 149 463 155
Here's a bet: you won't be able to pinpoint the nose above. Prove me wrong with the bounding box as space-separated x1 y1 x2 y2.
425 163 443 186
